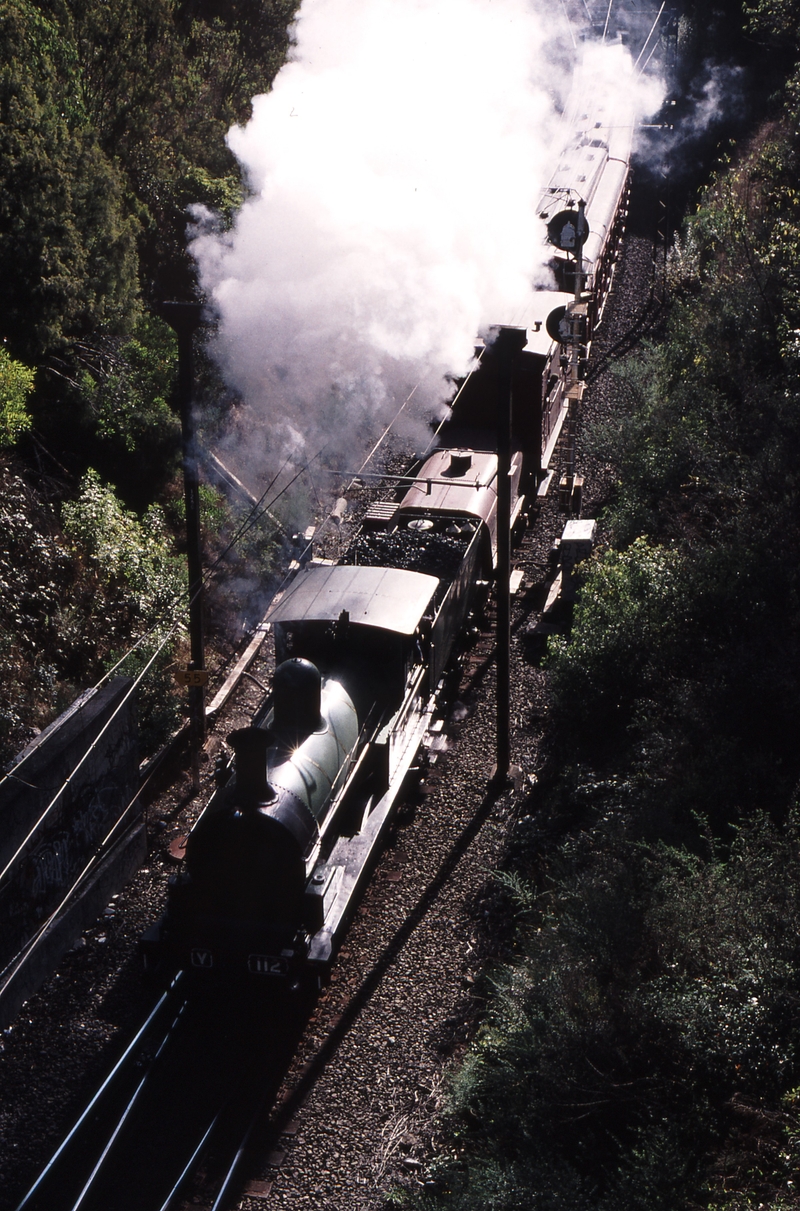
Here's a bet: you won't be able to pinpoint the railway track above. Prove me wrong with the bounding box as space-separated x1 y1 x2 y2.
2 447 600 1210
3 421 588 1211
14 974 191 1211
12 970 319 1211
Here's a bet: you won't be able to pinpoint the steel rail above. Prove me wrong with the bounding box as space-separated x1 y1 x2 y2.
158 1048 282 1211
0 626 177 890
633 1 666 69
156 1109 223 1211
69 995 190 1211
210 1083 276 1211
0 788 152 1002
14 971 185 1211
601 0 614 42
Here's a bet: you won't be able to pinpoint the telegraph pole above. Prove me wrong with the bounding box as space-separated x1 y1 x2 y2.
158 301 206 788
492 324 527 786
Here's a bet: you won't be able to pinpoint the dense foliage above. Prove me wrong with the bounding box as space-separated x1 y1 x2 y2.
402 6 800 1211
0 467 186 760
1 0 297 352
409 818 800 1211
0 0 297 760
5 0 800 1200
0 349 35 447
0 0 296 485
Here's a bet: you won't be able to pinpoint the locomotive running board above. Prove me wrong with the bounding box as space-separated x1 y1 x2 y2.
306 696 436 969
541 398 570 477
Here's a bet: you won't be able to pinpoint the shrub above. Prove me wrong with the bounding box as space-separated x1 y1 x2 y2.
62 468 184 628
0 471 77 759
0 347 34 446
82 316 179 457
545 538 686 757
62 470 185 751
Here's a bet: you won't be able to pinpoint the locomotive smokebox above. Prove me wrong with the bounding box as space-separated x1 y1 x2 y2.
273 657 323 742
228 726 275 807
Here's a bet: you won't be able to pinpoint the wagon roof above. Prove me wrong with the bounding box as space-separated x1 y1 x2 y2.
266 565 440 635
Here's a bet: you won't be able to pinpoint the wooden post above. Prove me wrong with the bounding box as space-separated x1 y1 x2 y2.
492 325 527 786
158 302 205 789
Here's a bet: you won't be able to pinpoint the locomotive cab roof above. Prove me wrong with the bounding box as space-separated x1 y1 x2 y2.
266 564 440 636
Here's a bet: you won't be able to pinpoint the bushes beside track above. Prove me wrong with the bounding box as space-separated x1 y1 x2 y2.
409 819 800 1211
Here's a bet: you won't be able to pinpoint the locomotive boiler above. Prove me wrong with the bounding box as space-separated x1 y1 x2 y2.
152 659 360 982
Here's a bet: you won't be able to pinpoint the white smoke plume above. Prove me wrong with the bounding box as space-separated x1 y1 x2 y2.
190 0 662 492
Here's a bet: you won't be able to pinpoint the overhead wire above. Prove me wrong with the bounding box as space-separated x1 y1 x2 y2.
633 1 665 70
1 23 593 944
2 148 544 854
1 8 611 866
0 446 325 800
560 0 578 49
0 434 349 912
270 384 422 577
0 419 393 1009
602 0 614 42
638 36 662 76
5 0 668 926
3 22 578 800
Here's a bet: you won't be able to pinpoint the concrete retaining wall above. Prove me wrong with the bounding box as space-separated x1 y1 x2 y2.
0 677 140 1027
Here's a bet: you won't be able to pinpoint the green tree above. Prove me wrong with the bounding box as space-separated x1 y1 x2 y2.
62 468 184 627
45 0 298 299
0 346 34 446
0 0 141 361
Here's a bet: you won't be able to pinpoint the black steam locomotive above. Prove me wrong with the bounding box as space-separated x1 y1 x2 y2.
141 68 635 989
142 444 519 987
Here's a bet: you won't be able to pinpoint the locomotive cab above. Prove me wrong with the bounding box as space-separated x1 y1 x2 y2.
269 565 441 716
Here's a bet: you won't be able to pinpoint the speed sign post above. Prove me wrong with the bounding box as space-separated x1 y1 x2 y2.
175 668 209 689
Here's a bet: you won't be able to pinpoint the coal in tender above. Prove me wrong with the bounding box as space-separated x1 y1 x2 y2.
344 527 470 582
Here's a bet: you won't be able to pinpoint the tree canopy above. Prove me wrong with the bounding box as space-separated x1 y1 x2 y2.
0 0 297 759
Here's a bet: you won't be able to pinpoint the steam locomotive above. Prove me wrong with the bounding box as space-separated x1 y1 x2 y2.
141 64 636 989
